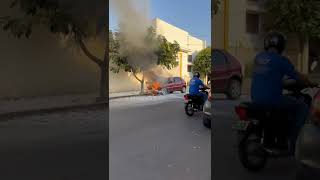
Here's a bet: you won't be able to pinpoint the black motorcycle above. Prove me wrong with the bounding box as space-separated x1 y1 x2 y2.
233 81 315 172
184 87 209 116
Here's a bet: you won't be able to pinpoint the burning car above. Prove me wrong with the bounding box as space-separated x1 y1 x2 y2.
146 81 162 96
146 76 187 95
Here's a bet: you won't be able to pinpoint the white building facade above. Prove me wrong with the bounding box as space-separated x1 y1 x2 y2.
152 18 207 83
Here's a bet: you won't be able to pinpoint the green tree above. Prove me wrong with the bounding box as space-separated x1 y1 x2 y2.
213 0 220 15
193 47 211 83
0 0 108 101
109 28 180 94
265 0 320 73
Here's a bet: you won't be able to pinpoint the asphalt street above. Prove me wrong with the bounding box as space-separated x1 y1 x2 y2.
0 94 299 180
0 108 108 180
110 98 211 180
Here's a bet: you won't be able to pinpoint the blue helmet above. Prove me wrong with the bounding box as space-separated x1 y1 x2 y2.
193 72 200 78
264 32 287 54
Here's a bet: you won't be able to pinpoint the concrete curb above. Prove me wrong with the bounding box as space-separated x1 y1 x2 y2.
0 94 143 119
109 94 142 100
0 102 107 120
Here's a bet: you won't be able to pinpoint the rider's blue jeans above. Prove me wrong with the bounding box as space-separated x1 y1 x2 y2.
191 92 208 105
278 96 310 153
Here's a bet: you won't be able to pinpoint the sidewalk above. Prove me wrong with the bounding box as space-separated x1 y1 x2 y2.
109 91 141 99
0 91 141 118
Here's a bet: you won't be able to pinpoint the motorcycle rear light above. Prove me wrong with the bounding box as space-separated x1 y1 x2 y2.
312 94 320 120
184 95 189 100
235 106 248 121
208 96 213 101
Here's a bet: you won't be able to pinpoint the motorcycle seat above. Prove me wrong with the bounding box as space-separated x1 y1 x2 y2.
239 102 288 120
187 94 202 99
186 94 204 104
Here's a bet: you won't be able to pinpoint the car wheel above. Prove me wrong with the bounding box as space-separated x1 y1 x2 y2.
203 117 211 129
161 88 168 95
238 133 267 172
227 79 241 100
181 87 186 93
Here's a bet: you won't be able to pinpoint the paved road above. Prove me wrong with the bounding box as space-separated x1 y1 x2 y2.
0 108 108 180
0 94 298 180
0 94 210 180
110 98 211 180
212 98 297 180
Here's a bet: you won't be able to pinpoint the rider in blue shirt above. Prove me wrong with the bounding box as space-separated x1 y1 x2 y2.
189 72 209 104
251 32 316 153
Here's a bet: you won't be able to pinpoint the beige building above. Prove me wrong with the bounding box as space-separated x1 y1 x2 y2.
0 0 102 98
110 18 207 93
213 0 304 75
152 18 207 83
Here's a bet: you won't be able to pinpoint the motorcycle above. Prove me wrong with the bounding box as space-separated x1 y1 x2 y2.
233 80 316 172
184 87 210 116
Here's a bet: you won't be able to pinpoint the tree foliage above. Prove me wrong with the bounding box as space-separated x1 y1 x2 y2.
0 0 108 99
264 0 320 73
213 0 220 15
192 47 211 76
264 0 320 38
109 27 180 81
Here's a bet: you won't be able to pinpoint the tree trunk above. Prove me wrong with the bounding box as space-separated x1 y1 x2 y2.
298 37 309 74
105 37 109 103
97 64 107 101
77 36 108 101
132 72 145 94
302 37 309 74
97 36 108 102
140 72 145 95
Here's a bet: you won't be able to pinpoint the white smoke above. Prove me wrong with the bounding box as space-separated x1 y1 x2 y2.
110 0 158 71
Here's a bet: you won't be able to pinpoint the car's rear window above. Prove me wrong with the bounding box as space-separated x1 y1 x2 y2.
213 50 227 66
174 77 182 83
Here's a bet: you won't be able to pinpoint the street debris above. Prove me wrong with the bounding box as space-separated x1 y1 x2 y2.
153 145 160 151
167 164 175 168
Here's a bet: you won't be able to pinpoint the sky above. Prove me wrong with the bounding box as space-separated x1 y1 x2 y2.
109 0 211 46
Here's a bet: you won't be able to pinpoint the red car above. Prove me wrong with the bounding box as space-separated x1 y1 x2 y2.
162 77 186 94
212 49 243 99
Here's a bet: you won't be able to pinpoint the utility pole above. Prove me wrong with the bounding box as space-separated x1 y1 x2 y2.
223 0 229 50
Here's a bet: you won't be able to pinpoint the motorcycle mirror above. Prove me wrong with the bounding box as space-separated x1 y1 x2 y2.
311 61 318 72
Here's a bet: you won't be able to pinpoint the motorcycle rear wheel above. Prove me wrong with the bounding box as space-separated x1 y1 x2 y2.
238 133 268 172
185 103 194 116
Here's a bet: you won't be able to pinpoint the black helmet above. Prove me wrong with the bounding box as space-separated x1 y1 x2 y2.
264 32 286 54
193 72 200 78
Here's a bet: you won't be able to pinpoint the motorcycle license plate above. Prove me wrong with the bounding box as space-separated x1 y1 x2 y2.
185 99 191 103
232 121 250 131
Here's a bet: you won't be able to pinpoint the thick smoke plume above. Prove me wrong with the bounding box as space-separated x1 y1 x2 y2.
110 0 158 71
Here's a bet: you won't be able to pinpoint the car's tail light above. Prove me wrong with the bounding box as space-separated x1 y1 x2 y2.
312 90 320 120
235 106 248 121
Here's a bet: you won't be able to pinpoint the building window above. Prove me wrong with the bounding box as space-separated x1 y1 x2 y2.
188 55 193 62
187 65 192 72
246 11 260 34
